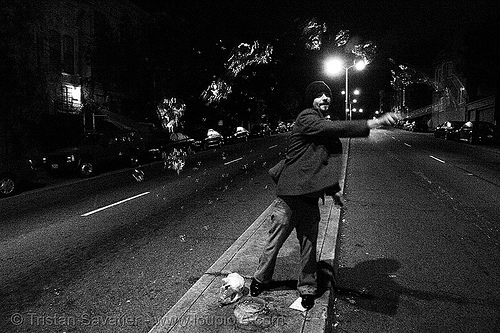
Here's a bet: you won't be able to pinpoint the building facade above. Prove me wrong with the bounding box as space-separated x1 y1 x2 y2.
1 0 153 156
399 20 499 129
34 0 151 115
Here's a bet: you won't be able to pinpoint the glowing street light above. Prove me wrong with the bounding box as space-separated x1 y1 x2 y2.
324 57 366 120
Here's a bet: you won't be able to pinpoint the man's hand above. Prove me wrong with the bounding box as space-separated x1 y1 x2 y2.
367 112 401 129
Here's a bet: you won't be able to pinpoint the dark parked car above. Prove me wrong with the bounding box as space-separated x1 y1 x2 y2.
434 121 465 140
225 126 249 144
250 123 272 138
0 156 39 198
274 122 289 133
43 130 145 177
408 120 428 132
458 121 497 144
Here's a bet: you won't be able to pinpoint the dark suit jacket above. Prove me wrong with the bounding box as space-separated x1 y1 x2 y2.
276 108 370 196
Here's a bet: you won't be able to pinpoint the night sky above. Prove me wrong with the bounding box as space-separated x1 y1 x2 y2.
130 0 499 114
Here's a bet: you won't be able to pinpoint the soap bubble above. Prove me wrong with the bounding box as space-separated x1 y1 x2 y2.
132 169 144 182
334 30 350 47
299 18 327 50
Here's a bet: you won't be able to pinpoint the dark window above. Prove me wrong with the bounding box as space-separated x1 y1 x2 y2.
62 35 75 74
49 30 61 71
36 32 44 69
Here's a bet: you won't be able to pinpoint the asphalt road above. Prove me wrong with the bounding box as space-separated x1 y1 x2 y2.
334 128 500 332
2 128 499 333
0 134 287 333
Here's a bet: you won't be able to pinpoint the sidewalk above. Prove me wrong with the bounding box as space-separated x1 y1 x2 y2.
148 144 350 333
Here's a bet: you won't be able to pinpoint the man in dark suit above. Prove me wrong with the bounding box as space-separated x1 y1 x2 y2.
250 81 400 310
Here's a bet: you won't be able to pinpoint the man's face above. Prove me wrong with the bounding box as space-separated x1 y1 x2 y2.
312 93 331 112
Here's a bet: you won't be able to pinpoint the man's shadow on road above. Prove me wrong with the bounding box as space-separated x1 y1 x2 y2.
317 258 468 316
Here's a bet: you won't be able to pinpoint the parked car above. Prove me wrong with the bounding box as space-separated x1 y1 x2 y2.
250 123 272 138
191 128 224 150
434 121 465 140
138 122 195 160
133 122 165 161
457 121 497 144
0 156 39 198
408 120 428 132
225 126 249 144
168 132 196 155
394 119 406 129
42 130 145 177
401 119 413 131
274 121 290 133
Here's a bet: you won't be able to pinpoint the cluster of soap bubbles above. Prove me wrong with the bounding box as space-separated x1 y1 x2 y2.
351 41 377 66
299 18 328 51
156 97 186 133
201 41 273 105
163 148 187 174
225 41 273 78
200 79 233 105
200 18 381 106
132 169 144 182
300 19 377 65
389 59 441 92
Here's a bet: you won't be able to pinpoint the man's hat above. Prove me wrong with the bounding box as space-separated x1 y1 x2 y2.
304 81 332 107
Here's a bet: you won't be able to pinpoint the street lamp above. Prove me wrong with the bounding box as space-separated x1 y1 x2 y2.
324 57 366 120
341 89 361 119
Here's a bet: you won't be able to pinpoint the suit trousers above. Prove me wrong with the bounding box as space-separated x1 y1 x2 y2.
254 195 320 295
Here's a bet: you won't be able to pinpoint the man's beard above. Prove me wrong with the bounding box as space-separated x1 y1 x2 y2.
318 104 329 111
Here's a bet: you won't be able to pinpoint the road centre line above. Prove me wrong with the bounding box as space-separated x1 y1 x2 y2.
429 155 446 163
224 157 243 166
404 143 412 147
81 192 150 217
268 144 278 149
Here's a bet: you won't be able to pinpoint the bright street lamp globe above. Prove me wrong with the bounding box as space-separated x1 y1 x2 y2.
324 58 344 75
354 59 366 71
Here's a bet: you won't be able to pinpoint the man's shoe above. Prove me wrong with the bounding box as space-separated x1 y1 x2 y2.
301 295 315 310
250 279 267 297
